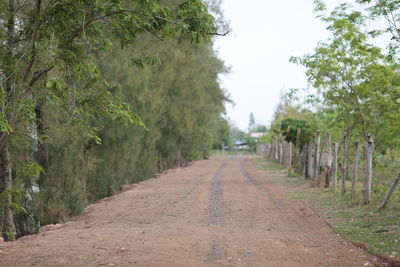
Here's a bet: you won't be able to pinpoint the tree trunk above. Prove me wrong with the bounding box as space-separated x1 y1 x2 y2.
342 132 349 194
378 170 400 210
35 103 49 186
1 0 16 242
364 134 373 204
0 144 16 241
351 141 359 200
332 142 338 191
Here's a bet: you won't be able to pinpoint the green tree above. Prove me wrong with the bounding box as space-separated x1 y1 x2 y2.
248 113 256 133
356 0 400 57
290 4 399 144
280 118 313 147
0 0 219 241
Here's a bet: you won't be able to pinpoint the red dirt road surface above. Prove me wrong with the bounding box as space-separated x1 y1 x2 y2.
0 155 386 266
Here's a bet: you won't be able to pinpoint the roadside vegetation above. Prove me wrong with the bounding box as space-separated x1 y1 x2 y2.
0 0 230 241
254 157 400 263
254 0 400 262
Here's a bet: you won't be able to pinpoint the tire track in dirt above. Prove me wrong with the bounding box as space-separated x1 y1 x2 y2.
0 155 387 267
239 161 307 232
203 162 228 263
207 162 228 226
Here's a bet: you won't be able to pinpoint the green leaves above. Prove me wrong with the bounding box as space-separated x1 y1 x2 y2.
131 56 160 69
290 1 400 150
0 114 12 134
0 189 27 214
22 161 45 177
280 118 314 146
177 0 217 43
0 0 226 237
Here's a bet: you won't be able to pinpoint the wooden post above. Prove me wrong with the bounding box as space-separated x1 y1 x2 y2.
295 128 301 174
307 141 313 179
325 133 332 188
332 142 338 191
379 170 400 210
284 142 288 167
313 130 321 183
279 141 282 162
318 142 325 173
273 141 276 160
279 140 282 163
282 140 286 165
351 141 359 200
342 132 349 194
269 142 272 160
288 142 292 173
364 133 373 204
301 144 307 177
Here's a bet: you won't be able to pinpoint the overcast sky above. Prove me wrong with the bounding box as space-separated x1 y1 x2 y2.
214 0 335 131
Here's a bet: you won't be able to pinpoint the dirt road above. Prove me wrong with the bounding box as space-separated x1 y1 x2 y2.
0 155 384 266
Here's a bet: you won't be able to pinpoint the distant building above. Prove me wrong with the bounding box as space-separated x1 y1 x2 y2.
250 132 266 139
235 141 247 150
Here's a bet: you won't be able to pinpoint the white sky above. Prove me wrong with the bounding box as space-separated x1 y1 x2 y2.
214 0 336 131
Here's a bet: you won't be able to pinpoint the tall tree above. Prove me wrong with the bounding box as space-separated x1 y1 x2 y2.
0 0 219 241
248 113 256 133
290 4 398 143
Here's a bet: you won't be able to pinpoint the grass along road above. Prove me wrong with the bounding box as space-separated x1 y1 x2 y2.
254 157 400 266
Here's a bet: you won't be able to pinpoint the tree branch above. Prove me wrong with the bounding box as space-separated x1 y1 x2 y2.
208 30 230 36
28 66 54 87
22 0 42 84
62 9 180 49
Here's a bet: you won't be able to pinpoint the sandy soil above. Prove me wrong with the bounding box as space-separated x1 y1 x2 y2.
0 155 388 266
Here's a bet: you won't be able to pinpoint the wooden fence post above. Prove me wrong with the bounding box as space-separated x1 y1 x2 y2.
342 132 349 194
364 133 373 204
319 141 325 176
268 142 272 160
379 170 400 210
332 142 338 191
301 144 307 177
272 140 275 161
295 128 301 174
307 141 313 179
284 141 287 166
288 142 292 173
325 133 332 188
276 140 279 162
313 130 321 184
351 141 359 200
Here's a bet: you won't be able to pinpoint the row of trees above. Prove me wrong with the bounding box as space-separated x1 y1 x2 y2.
264 0 400 209
0 0 229 241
